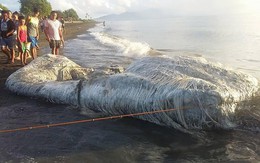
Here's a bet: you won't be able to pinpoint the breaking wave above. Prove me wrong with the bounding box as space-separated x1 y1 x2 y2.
90 32 151 57
5 54 260 133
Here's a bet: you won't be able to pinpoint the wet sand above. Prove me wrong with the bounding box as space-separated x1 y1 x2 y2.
0 21 97 106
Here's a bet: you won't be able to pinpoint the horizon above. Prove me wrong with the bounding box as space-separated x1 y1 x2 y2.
1 0 260 19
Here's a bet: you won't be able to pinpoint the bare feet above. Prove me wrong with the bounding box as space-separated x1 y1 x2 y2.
11 58 15 64
21 62 27 66
36 44 40 50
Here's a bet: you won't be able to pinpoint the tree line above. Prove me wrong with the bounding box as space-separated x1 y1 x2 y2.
1 0 79 20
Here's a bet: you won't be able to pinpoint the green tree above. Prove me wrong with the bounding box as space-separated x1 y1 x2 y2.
63 8 79 21
19 0 52 17
0 3 8 10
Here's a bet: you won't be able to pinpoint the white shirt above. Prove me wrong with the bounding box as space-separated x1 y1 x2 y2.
45 19 62 40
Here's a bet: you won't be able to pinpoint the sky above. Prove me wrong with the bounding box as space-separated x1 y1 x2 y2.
1 0 260 18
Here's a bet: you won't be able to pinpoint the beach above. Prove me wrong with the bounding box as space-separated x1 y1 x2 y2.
0 16 259 162
0 21 96 107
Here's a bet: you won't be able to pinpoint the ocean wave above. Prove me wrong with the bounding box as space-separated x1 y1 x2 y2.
5 54 259 133
90 32 151 57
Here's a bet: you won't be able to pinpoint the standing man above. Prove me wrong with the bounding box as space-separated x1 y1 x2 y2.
44 11 64 55
12 11 19 59
0 10 15 64
27 8 40 59
59 17 65 34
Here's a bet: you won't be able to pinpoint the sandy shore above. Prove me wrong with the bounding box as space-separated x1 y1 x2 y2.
0 21 97 106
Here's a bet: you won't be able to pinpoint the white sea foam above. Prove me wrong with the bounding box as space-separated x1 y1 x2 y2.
5 54 259 133
90 32 151 57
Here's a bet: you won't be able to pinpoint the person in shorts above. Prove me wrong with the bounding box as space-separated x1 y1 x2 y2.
0 10 16 64
12 11 20 60
17 15 30 65
26 8 40 59
59 17 65 33
44 11 64 55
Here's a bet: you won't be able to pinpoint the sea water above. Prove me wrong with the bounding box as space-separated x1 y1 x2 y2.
66 15 260 79
1 15 259 162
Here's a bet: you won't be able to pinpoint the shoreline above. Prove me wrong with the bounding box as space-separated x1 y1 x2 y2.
0 21 97 105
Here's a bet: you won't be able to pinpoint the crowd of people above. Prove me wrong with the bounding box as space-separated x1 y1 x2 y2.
0 8 65 66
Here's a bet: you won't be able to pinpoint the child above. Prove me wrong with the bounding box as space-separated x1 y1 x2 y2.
17 15 30 65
